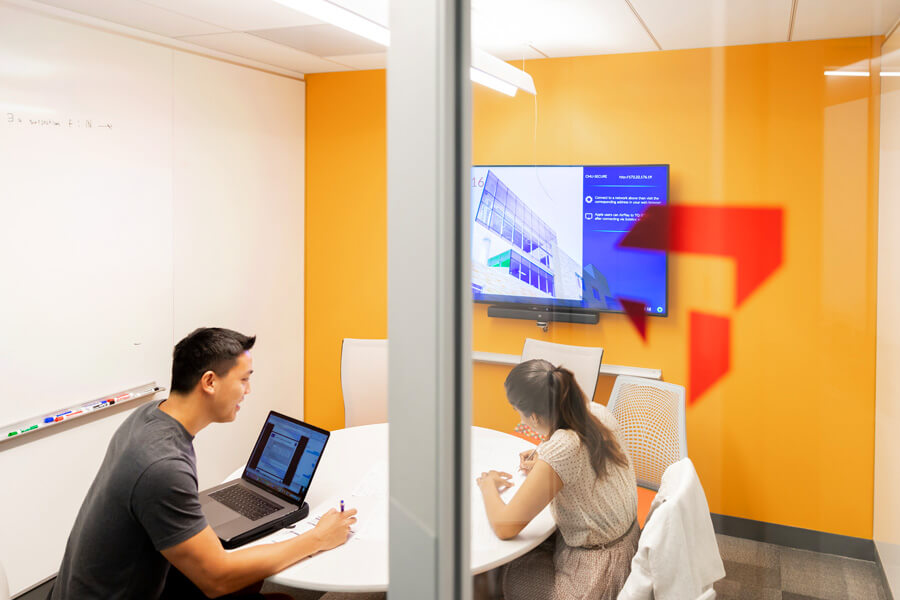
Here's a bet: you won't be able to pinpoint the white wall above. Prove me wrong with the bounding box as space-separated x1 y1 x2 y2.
876 26 900 600
0 3 305 595
172 50 306 490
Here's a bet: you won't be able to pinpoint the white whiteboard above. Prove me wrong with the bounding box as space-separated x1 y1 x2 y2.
0 4 174 429
0 3 306 595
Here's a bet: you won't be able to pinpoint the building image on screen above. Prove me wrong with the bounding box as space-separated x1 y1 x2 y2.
470 165 668 315
471 166 584 302
243 415 327 502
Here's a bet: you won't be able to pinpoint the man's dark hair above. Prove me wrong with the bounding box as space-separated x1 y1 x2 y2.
170 327 256 394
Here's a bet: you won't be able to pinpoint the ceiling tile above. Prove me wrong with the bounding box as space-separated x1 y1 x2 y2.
179 32 349 73
324 52 387 70
328 0 388 27
34 0 227 37
251 24 385 56
470 30 546 61
629 0 792 50
470 0 656 59
141 0 322 31
792 0 900 41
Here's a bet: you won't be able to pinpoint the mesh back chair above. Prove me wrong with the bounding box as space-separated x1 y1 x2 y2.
607 376 687 491
340 338 388 428
521 338 604 402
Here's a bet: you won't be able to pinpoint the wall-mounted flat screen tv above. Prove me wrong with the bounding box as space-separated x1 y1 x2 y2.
470 164 668 316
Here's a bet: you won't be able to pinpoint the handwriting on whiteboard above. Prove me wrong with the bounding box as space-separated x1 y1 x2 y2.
5 112 112 129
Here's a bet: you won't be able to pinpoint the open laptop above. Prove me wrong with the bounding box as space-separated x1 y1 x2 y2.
199 411 330 548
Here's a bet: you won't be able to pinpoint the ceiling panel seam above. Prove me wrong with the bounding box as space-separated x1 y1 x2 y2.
528 44 549 59
134 0 230 35
788 0 799 41
885 12 900 39
622 0 662 50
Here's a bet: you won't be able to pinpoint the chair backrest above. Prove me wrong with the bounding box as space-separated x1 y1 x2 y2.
617 458 723 600
520 338 603 401
340 338 388 428
607 375 687 490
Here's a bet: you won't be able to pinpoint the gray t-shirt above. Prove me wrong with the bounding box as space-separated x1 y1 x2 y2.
51 400 208 599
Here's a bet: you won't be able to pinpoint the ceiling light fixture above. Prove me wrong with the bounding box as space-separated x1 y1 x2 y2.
274 0 390 46
272 0 536 96
824 70 870 77
469 67 517 96
472 47 536 96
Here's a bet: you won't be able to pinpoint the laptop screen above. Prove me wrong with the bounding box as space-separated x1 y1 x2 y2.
242 412 330 504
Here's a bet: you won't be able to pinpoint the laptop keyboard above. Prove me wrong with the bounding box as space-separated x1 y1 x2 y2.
210 485 282 521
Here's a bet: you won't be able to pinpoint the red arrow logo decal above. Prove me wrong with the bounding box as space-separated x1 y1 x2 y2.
616 206 783 403
619 206 783 306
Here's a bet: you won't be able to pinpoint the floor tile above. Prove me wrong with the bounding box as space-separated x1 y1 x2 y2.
780 547 850 600
722 559 782 589
783 592 829 600
715 577 782 600
717 533 781 569
843 558 888 600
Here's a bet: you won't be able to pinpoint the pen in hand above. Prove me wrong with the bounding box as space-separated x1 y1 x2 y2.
519 447 537 473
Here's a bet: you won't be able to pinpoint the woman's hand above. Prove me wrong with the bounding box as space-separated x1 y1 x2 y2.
312 508 358 551
477 470 514 494
518 449 537 474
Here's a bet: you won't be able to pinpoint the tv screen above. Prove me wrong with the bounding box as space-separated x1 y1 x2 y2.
470 164 668 316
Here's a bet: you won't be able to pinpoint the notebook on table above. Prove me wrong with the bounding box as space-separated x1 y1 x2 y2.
199 411 329 549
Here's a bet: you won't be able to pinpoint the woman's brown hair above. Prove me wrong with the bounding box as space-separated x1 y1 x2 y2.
505 359 628 478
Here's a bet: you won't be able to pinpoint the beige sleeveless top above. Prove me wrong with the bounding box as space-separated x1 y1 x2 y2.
537 405 638 547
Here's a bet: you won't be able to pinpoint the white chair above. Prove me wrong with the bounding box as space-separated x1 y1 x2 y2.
520 338 604 401
607 375 687 491
340 338 388 428
0 559 9 600
617 458 724 600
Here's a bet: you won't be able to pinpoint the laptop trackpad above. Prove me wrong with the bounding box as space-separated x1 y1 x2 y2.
203 499 241 528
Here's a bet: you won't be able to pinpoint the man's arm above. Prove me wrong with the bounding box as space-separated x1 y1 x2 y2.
161 508 356 598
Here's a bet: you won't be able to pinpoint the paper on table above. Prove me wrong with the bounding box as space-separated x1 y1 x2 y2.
471 444 533 541
306 493 390 543
472 461 526 501
351 495 388 541
266 528 305 544
307 509 358 543
352 459 388 497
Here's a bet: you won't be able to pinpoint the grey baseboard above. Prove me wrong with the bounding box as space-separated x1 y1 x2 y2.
710 513 875 561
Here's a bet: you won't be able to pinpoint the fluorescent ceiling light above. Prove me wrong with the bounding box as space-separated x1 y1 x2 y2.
470 67 517 96
273 0 390 46
472 47 536 96
824 69 900 77
272 0 536 96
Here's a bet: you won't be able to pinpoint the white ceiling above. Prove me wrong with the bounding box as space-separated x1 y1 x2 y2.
28 0 900 76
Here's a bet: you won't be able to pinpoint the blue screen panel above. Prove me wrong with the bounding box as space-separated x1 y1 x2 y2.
470 164 668 316
243 413 328 504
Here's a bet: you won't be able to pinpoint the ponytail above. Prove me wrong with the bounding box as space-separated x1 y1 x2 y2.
505 359 628 479
548 367 628 478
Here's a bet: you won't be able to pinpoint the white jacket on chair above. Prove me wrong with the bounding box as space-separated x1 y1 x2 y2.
617 458 725 600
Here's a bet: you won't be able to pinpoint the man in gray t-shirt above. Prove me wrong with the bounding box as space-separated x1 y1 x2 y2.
52 401 207 599
51 328 357 599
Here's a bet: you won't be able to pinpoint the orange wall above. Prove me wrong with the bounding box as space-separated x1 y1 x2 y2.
305 37 880 538
305 69 387 435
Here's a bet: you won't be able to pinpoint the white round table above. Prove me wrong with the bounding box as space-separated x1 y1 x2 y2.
226 423 556 593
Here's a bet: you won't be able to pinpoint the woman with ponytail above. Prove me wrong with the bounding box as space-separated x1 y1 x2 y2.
476 359 638 600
